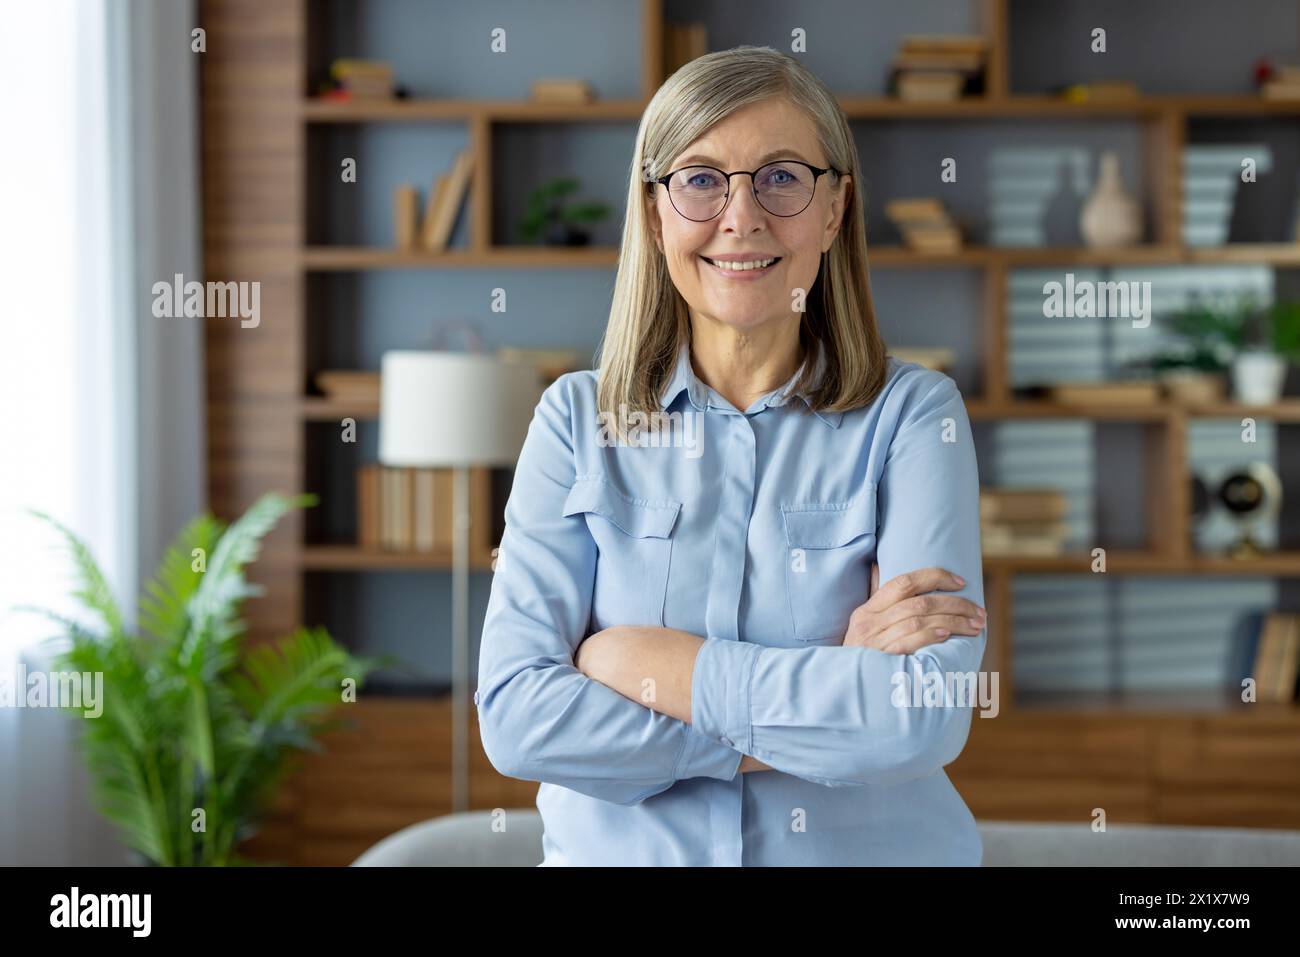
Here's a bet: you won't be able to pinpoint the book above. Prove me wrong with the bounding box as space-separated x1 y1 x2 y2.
888 346 956 372
393 185 419 248
357 464 379 549
885 198 948 224
1261 79 1300 100
315 370 380 402
899 34 989 55
896 71 966 102
414 469 435 552
419 174 451 249
1047 381 1162 405
422 149 474 252
329 59 393 100
1253 614 1286 702
980 489 1069 522
530 78 594 103
1273 616 1300 702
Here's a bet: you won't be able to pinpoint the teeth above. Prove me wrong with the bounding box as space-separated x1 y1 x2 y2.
706 257 776 271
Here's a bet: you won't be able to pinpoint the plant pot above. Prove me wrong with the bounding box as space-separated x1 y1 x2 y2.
1230 350 1287 404
1158 369 1225 405
543 222 591 246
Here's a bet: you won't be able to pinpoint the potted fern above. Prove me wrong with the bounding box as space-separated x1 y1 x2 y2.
26 492 376 866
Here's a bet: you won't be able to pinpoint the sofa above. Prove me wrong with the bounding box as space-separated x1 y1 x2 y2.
351 809 1300 866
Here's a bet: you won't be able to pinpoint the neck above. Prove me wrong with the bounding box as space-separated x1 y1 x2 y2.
688 316 804 412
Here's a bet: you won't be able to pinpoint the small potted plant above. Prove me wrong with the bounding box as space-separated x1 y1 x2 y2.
518 176 610 246
1142 299 1243 404
1232 299 1300 404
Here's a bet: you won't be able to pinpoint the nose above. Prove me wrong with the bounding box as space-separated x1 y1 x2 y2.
717 173 767 231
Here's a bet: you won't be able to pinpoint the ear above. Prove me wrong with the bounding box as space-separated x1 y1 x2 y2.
823 174 851 252
645 190 664 253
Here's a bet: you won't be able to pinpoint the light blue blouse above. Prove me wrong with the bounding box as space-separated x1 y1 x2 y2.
475 339 987 865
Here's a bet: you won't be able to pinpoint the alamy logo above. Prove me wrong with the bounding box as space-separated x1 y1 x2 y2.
151 273 260 328
1042 273 1151 328
0 665 102 717
50 887 151 937
596 406 702 459
890 669 1000 718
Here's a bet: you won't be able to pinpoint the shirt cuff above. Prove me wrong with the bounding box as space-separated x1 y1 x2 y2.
673 724 743 781
690 637 762 752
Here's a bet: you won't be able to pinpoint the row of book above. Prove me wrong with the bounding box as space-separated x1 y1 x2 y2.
394 149 474 251
357 465 477 552
980 488 1069 556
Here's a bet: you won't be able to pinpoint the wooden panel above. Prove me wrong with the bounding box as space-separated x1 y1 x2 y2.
201 0 305 645
240 697 537 865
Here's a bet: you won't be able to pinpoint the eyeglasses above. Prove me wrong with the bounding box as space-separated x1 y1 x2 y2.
650 159 842 222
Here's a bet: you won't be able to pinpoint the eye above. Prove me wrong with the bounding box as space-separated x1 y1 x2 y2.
686 170 722 189
761 166 797 187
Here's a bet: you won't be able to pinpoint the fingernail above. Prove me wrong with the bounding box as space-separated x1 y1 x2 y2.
969 618 982 628
953 575 965 585
935 628 949 636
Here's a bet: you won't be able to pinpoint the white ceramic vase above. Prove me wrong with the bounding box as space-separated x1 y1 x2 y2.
1080 151 1141 247
1230 349 1287 404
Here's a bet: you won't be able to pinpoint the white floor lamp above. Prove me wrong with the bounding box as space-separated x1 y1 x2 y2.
378 351 539 812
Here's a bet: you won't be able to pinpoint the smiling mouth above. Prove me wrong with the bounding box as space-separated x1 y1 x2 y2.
699 255 782 272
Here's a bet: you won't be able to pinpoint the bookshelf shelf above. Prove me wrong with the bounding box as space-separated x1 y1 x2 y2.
966 400 1300 422
301 245 620 270
1013 689 1300 719
301 244 1300 272
301 94 1300 125
301 544 495 572
982 551 1300 575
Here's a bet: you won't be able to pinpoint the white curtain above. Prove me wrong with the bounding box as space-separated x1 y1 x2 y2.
0 0 203 866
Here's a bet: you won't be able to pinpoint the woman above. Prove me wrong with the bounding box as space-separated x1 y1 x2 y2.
476 46 988 866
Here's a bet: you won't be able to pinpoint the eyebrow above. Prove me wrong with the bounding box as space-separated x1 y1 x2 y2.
673 148 816 169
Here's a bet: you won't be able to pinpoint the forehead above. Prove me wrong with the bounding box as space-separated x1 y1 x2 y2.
670 97 826 168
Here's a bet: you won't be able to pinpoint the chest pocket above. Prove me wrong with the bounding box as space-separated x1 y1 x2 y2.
562 476 681 628
781 485 878 643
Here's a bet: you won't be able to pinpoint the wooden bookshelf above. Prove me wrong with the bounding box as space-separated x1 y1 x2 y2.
202 0 1300 863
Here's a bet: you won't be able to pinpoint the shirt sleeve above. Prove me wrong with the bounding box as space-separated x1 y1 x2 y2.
690 374 987 788
476 376 743 806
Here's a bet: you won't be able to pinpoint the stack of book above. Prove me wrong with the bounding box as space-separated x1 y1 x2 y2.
357 465 488 553
315 370 380 405
885 198 962 253
393 149 475 251
889 346 956 374
1045 380 1161 405
1260 62 1300 99
980 488 1070 556
663 21 707 75
1233 612 1300 702
328 59 393 100
890 35 986 101
530 78 594 103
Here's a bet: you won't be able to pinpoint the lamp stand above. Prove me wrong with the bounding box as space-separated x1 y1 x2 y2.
451 465 470 812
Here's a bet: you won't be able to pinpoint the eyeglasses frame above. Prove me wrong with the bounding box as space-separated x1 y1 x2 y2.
649 159 844 221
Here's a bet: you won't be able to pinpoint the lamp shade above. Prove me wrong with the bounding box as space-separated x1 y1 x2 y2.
378 351 542 467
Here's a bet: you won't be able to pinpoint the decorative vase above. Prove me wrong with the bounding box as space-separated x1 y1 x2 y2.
1080 151 1141 248
1230 349 1286 404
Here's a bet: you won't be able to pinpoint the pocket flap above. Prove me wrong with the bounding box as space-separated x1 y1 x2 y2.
562 477 681 538
781 486 877 548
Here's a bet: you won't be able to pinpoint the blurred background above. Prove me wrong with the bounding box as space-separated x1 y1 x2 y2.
2 0 1299 867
